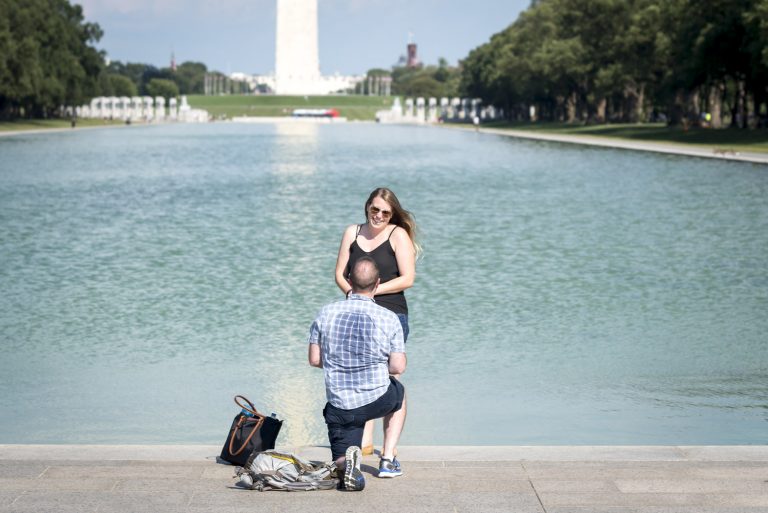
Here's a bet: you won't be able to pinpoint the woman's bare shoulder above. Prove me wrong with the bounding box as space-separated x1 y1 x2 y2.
341 223 360 241
390 225 411 240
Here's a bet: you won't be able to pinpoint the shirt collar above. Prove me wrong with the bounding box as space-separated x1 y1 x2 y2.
348 293 375 303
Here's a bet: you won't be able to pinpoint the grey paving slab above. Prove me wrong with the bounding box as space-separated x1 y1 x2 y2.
449 491 546 513
404 466 528 481
614 479 768 493
681 446 768 461
0 462 47 479
113 478 230 492
548 507 768 513
0 445 220 461
0 478 116 491
9 490 103 512
448 478 534 493
0 491 21 508
1 446 767 512
531 479 620 492
43 465 204 479
95 490 190 508
689 466 768 479
539 492 768 508
523 461 723 479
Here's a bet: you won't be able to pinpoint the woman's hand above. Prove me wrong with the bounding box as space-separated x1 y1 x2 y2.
334 224 357 295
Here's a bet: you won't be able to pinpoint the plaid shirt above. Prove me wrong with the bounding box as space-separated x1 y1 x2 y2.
308 294 405 410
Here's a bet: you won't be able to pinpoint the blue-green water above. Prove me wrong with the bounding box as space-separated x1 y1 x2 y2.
1 123 766 446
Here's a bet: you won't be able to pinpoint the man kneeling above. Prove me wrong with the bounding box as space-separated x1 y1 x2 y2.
308 256 407 491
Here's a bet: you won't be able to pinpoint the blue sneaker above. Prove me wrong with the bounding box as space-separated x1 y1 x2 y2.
378 457 402 478
343 446 365 491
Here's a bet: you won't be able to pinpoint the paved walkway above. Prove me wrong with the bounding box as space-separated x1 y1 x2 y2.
462 126 768 165
0 445 766 512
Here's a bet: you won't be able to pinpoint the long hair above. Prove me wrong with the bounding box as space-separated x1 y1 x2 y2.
364 187 422 257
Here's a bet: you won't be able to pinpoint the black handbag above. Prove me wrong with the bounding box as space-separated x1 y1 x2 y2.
220 395 283 466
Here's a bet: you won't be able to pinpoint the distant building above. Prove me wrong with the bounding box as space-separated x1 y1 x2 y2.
407 43 420 68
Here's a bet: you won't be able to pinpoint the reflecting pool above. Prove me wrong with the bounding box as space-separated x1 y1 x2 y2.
0 123 766 445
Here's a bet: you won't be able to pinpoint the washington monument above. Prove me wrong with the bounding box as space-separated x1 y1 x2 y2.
275 0 321 94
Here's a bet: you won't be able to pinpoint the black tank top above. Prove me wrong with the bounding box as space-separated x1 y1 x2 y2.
345 225 408 315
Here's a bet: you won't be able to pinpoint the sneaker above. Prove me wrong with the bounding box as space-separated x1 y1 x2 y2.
343 446 365 491
378 457 402 478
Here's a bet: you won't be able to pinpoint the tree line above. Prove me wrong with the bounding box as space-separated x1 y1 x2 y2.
0 0 217 120
459 0 768 128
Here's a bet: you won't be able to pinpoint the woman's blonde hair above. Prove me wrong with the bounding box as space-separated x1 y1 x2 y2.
365 187 422 257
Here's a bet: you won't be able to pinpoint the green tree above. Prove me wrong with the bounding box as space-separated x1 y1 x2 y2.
174 61 207 94
0 0 104 119
108 74 138 97
146 78 179 100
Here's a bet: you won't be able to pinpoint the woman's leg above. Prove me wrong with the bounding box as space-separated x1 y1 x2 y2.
361 420 375 455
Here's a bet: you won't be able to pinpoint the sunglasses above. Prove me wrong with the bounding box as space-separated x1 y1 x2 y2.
368 205 392 218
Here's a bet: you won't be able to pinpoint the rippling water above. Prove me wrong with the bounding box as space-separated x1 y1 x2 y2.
1 123 766 445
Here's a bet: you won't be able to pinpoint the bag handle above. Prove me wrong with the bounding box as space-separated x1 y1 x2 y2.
228 395 265 456
234 395 258 416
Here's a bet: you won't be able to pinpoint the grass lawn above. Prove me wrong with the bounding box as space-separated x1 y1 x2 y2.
187 95 394 121
0 118 124 132
483 121 768 154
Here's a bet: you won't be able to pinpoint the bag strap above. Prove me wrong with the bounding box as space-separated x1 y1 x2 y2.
229 395 264 457
234 395 258 416
228 414 265 456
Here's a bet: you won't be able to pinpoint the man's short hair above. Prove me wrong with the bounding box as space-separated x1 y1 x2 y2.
350 256 380 292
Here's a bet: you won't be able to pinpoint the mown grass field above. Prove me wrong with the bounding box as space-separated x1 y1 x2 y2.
484 121 768 154
187 95 394 121
0 118 124 132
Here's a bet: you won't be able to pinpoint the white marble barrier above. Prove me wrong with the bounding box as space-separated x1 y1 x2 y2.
405 98 414 118
460 98 470 120
427 97 438 122
451 97 461 119
130 96 142 120
154 97 166 121
416 97 426 122
471 98 481 119
440 97 449 119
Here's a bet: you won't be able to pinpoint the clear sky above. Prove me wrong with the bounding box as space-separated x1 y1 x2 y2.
78 0 531 75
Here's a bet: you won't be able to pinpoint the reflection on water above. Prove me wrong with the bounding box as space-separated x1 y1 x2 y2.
0 123 766 445
273 122 318 175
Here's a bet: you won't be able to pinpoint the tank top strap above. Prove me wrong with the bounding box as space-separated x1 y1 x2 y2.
355 224 362 237
387 225 397 240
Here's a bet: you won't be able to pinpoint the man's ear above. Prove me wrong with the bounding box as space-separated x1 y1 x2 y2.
372 278 381 293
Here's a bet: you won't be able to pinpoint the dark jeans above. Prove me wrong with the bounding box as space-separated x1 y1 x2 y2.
323 377 405 461
397 313 409 343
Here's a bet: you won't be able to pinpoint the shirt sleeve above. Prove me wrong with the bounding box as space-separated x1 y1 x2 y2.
389 316 405 354
308 316 322 345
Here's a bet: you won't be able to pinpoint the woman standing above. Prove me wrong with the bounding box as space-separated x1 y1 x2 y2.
334 187 419 455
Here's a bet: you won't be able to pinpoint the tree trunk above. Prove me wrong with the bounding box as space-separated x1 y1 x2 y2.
688 89 701 125
635 84 645 123
709 82 724 128
566 91 577 123
738 80 747 129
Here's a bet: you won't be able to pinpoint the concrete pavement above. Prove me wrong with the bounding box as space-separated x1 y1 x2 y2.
468 126 768 165
0 445 766 512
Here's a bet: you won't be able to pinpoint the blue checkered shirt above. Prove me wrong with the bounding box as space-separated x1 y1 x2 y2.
308 294 405 410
